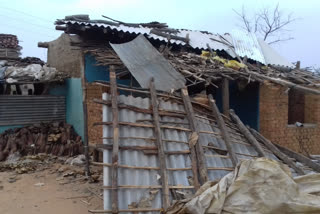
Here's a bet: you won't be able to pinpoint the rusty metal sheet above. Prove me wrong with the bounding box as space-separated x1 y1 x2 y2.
110 35 186 91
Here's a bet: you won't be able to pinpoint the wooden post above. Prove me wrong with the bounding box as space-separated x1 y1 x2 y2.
80 54 91 177
222 78 229 117
229 109 267 157
275 143 320 173
249 127 305 175
149 78 170 210
181 88 208 184
208 95 238 166
110 70 119 213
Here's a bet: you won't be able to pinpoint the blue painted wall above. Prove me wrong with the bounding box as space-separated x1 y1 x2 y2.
0 125 23 134
215 81 260 130
85 54 133 87
50 78 84 140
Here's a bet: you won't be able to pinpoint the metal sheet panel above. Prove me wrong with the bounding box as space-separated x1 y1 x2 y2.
102 92 278 211
61 21 234 53
231 29 266 64
0 95 65 125
258 38 294 67
110 35 186 91
60 20 293 67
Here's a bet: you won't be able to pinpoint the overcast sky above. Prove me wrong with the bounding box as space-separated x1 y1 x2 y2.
0 0 319 68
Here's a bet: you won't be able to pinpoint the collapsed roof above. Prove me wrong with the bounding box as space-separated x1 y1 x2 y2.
55 15 293 67
54 15 320 95
91 77 320 212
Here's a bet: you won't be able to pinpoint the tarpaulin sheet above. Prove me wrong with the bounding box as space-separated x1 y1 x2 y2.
167 158 320 214
110 35 186 92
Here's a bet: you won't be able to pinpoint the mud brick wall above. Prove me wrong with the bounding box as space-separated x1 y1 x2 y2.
86 83 109 145
259 83 320 155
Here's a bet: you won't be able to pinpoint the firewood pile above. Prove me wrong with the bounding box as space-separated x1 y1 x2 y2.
0 34 21 59
0 122 83 161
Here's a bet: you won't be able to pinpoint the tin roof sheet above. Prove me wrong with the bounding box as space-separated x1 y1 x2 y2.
57 19 293 67
110 35 186 92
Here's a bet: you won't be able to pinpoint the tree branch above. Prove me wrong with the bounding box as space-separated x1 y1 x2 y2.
234 4 296 45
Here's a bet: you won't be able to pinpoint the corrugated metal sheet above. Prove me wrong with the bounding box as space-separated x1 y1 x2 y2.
0 95 65 125
231 29 266 64
110 35 186 92
258 38 294 67
102 93 278 211
59 20 293 67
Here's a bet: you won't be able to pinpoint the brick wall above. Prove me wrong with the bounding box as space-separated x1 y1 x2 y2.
86 83 109 145
259 83 320 155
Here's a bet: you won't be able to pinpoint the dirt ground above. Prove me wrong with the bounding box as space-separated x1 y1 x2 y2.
0 162 103 214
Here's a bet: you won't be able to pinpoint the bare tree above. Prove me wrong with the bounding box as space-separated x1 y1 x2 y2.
234 4 296 45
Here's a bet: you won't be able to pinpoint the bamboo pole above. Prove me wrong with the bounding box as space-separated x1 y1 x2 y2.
208 95 238 166
229 109 267 157
109 70 119 214
248 128 305 175
149 78 170 210
181 88 208 184
275 143 320 173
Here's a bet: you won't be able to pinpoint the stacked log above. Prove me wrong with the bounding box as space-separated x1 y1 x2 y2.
0 122 83 161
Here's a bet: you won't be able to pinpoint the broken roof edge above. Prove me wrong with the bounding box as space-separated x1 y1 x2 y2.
54 15 293 68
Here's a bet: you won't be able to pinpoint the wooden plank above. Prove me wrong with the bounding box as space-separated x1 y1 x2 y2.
275 143 320 173
110 70 119 214
229 109 267 157
208 95 238 166
222 78 230 117
181 88 208 184
149 78 170 210
249 128 305 175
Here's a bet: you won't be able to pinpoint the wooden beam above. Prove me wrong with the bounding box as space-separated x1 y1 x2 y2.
37 42 49 48
149 78 170 210
222 78 230 117
249 128 305 175
186 132 200 190
94 121 219 135
93 98 186 119
55 25 67 31
275 143 320 173
229 109 267 157
110 70 119 214
208 95 238 166
181 88 208 184
80 54 91 177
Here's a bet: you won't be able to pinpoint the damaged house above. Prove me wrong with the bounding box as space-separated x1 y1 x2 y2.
36 15 320 212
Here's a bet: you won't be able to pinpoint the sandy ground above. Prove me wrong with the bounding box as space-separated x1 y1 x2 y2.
0 165 103 214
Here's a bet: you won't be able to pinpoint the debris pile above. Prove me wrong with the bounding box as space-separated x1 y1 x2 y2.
0 62 67 84
0 122 83 162
0 34 21 59
167 51 320 88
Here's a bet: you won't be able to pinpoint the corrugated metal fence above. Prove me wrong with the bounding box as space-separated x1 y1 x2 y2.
0 95 65 125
